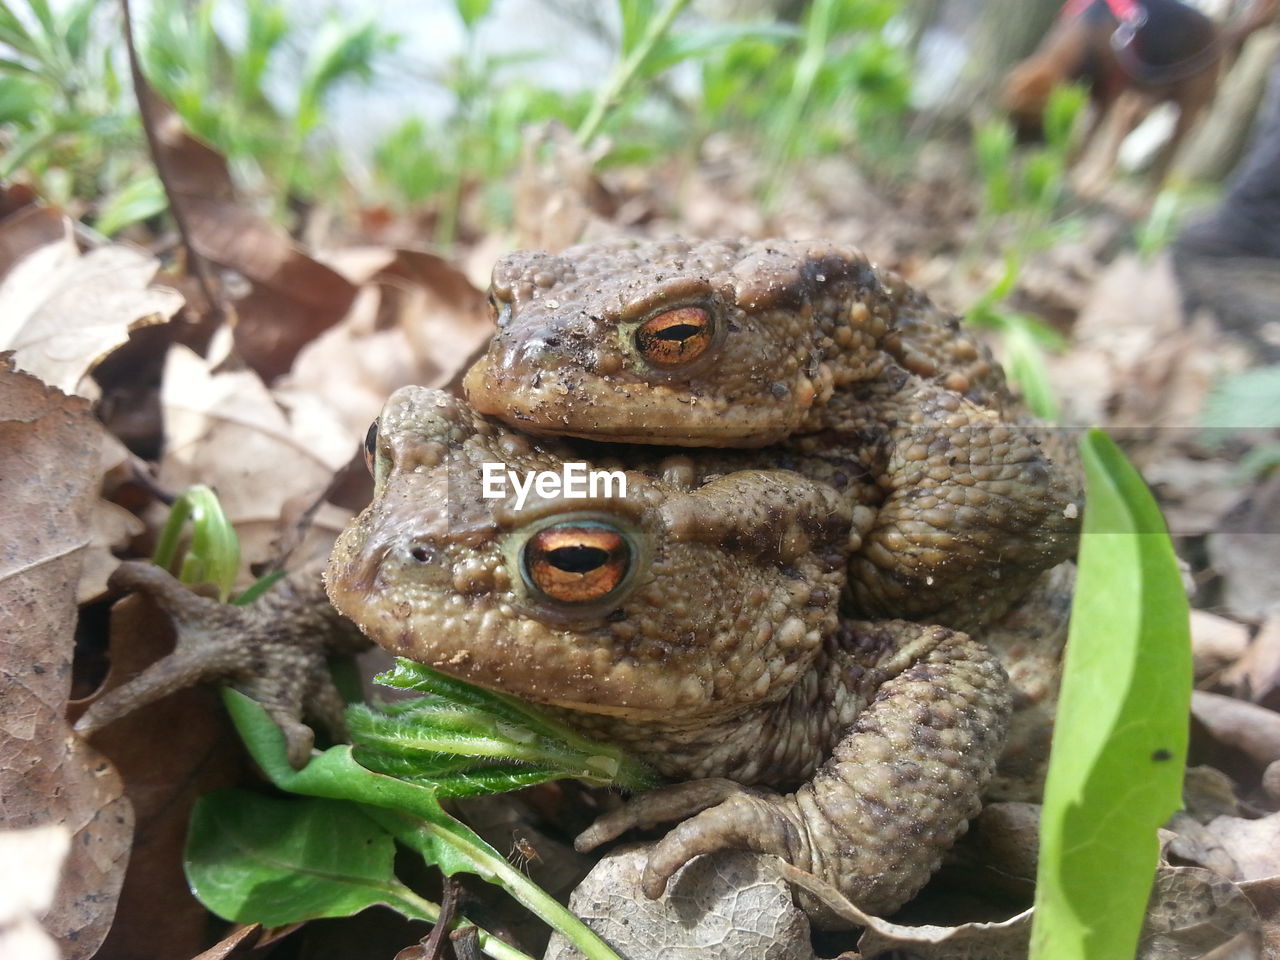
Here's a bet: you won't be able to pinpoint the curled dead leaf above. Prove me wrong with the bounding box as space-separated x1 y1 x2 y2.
0 209 182 396
156 346 354 571
0 356 133 958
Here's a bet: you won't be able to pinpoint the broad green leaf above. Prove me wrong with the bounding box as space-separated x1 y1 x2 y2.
1030 430 1191 960
186 792 436 926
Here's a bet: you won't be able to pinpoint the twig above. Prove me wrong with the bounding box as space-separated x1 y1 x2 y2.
421 877 461 960
118 0 223 316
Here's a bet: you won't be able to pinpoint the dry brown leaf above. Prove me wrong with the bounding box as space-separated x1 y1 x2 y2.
78 432 146 604
1192 690 1280 769
75 589 247 960
1163 810 1240 880
190 924 262 959
1224 612 1280 708
968 802 1041 883
0 182 37 222
0 203 68 275
286 246 494 439
1207 470 1280 624
0 207 183 397
1238 876 1280 960
1137 867 1260 959
1206 814 1280 884
1050 253 1233 432
156 345 354 570
0 356 133 958
513 122 620 252
850 896 1031 959
544 847 814 960
1194 610 1254 681
135 78 356 379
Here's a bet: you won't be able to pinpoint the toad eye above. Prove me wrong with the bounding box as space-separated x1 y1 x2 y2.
521 522 633 604
636 306 712 367
487 291 512 327
363 419 379 475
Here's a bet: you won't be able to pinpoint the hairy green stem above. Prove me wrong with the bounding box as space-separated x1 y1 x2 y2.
575 0 691 147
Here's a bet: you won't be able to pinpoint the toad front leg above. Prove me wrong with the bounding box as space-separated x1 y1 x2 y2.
577 620 1012 921
812 371 1082 630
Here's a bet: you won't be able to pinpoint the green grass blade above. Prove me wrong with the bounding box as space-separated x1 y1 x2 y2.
1030 429 1191 960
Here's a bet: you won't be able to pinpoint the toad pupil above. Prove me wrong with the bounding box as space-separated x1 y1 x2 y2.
546 544 609 572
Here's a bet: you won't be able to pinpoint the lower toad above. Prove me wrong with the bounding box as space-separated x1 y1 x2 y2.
325 386 1013 921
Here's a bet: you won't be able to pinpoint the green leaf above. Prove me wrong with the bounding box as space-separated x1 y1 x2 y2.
151 485 241 601
999 319 1060 421
1031 430 1191 960
232 570 287 606
358 660 656 793
186 792 437 926
1043 83 1087 153
454 0 493 30
575 0 691 146
93 174 167 236
642 20 794 77
0 4 41 59
58 0 96 62
0 71 41 123
218 691 625 960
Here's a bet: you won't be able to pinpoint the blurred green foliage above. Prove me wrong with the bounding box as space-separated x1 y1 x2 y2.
0 0 142 216
0 0 915 238
975 83 1086 230
964 253 1068 420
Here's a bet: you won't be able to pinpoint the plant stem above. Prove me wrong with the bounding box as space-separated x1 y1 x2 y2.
383 888 535 960
367 808 623 960
575 0 691 147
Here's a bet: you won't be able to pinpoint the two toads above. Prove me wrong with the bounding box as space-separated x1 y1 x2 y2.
325 237 1082 919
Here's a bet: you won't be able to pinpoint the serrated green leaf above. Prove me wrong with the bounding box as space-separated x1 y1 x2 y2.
218 690 623 960
374 660 654 790
1030 429 1191 960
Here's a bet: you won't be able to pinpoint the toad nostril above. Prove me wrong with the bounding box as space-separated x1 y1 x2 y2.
409 545 433 564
